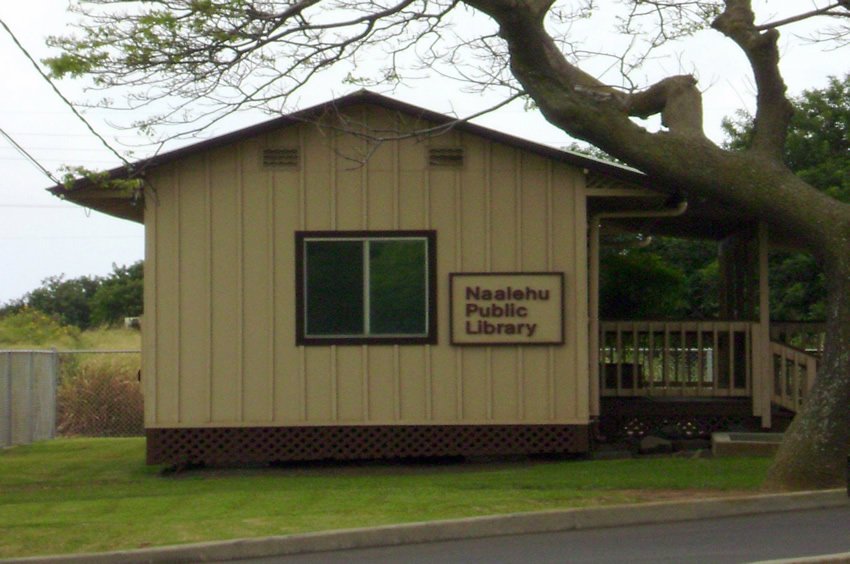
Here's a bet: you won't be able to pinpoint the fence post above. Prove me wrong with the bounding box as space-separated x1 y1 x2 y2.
1 352 10 447
50 350 58 439
28 351 35 444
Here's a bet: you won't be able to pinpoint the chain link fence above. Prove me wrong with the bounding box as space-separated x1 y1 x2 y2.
56 350 143 437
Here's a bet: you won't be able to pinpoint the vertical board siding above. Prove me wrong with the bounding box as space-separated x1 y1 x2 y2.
143 183 158 425
428 157 460 422
147 104 588 428
240 137 274 422
155 166 180 424
571 170 590 421
177 155 211 424
551 164 575 420
518 153 550 421
489 142 521 420
460 135 488 421
209 147 241 422
302 120 334 423
271 127 305 423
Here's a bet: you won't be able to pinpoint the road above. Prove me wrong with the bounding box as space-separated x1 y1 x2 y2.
235 506 850 564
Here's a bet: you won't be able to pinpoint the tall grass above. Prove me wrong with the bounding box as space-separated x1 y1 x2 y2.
77 327 142 350
57 354 143 437
0 308 83 349
0 311 141 351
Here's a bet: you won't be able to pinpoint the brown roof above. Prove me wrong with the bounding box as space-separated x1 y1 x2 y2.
50 90 793 245
48 90 660 224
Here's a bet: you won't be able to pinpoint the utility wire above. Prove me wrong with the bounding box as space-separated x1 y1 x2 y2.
0 125 63 185
0 17 132 169
0 204 76 209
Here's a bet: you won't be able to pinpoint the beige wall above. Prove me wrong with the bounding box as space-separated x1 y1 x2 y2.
143 105 589 428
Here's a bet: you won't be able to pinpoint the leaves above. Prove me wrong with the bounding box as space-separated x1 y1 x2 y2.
1 262 144 330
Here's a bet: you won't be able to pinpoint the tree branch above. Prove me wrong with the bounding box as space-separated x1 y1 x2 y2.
755 2 847 31
622 75 704 136
712 0 793 159
463 0 707 146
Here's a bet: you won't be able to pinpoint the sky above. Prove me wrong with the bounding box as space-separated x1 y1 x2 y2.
0 1 846 304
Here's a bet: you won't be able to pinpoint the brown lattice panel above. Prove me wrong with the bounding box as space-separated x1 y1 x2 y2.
146 424 590 465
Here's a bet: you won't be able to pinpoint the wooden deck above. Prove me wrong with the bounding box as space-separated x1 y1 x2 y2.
597 320 821 429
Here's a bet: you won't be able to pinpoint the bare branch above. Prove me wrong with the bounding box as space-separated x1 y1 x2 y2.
755 2 847 31
48 0 464 144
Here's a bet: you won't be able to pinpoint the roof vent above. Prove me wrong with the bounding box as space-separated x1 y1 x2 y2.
263 148 299 168
428 148 464 167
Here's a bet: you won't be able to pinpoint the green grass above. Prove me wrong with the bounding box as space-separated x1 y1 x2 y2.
0 438 771 558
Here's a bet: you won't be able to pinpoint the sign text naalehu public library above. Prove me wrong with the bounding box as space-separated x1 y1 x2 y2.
450 273 564 345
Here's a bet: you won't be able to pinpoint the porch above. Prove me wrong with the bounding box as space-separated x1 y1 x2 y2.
585 174 824 439
595 320 822 439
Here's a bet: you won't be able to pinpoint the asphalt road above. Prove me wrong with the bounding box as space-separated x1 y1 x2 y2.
235 506 850 564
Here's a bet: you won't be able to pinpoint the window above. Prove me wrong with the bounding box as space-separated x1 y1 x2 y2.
296 231 437 345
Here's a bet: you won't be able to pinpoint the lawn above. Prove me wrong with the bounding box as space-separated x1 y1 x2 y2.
0 438 772 558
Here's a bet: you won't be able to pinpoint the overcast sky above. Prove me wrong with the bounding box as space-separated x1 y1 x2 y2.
0 2 846 304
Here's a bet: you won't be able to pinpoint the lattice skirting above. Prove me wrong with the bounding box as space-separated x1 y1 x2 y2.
599 398 793 441
146 424 590 465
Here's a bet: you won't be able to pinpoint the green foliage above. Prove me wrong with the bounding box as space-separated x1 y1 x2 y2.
599 248 686 319
0 308 82 348
57 355 143 437
723 75 850 203
646 238 719 318
768 252 826 321
0 438 769 558
25 275 100 329
723 74 850 320
59 166 144 195
90 262 144 327
2 261 144 330
599 236 720 320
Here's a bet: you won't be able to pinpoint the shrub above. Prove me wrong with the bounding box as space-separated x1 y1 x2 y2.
25 275 101 330
90 262 144 327
57 354 143 437
0 308 82 348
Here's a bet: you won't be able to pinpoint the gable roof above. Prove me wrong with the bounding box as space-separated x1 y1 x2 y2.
48 90 659 224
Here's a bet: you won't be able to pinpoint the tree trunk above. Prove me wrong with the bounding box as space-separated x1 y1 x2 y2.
765 242 850 490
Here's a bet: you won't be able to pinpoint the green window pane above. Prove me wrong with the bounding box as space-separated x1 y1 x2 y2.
305 241 364 335
369 240 427 335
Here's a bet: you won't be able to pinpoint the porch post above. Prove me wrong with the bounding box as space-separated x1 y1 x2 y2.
756 221 772 428
588 217 601 417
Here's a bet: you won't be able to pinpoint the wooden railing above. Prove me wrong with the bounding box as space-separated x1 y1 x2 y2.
599 321 753 397
770 321 826 358
771 341 818 413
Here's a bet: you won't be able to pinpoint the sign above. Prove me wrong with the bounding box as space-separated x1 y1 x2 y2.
450 272 564 345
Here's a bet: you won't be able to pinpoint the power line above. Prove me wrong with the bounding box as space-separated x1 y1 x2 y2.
0 17 133 169
0 145 120 153
0 156 117 164
0 125 62 185
0 204 78 209
0 235 142 240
